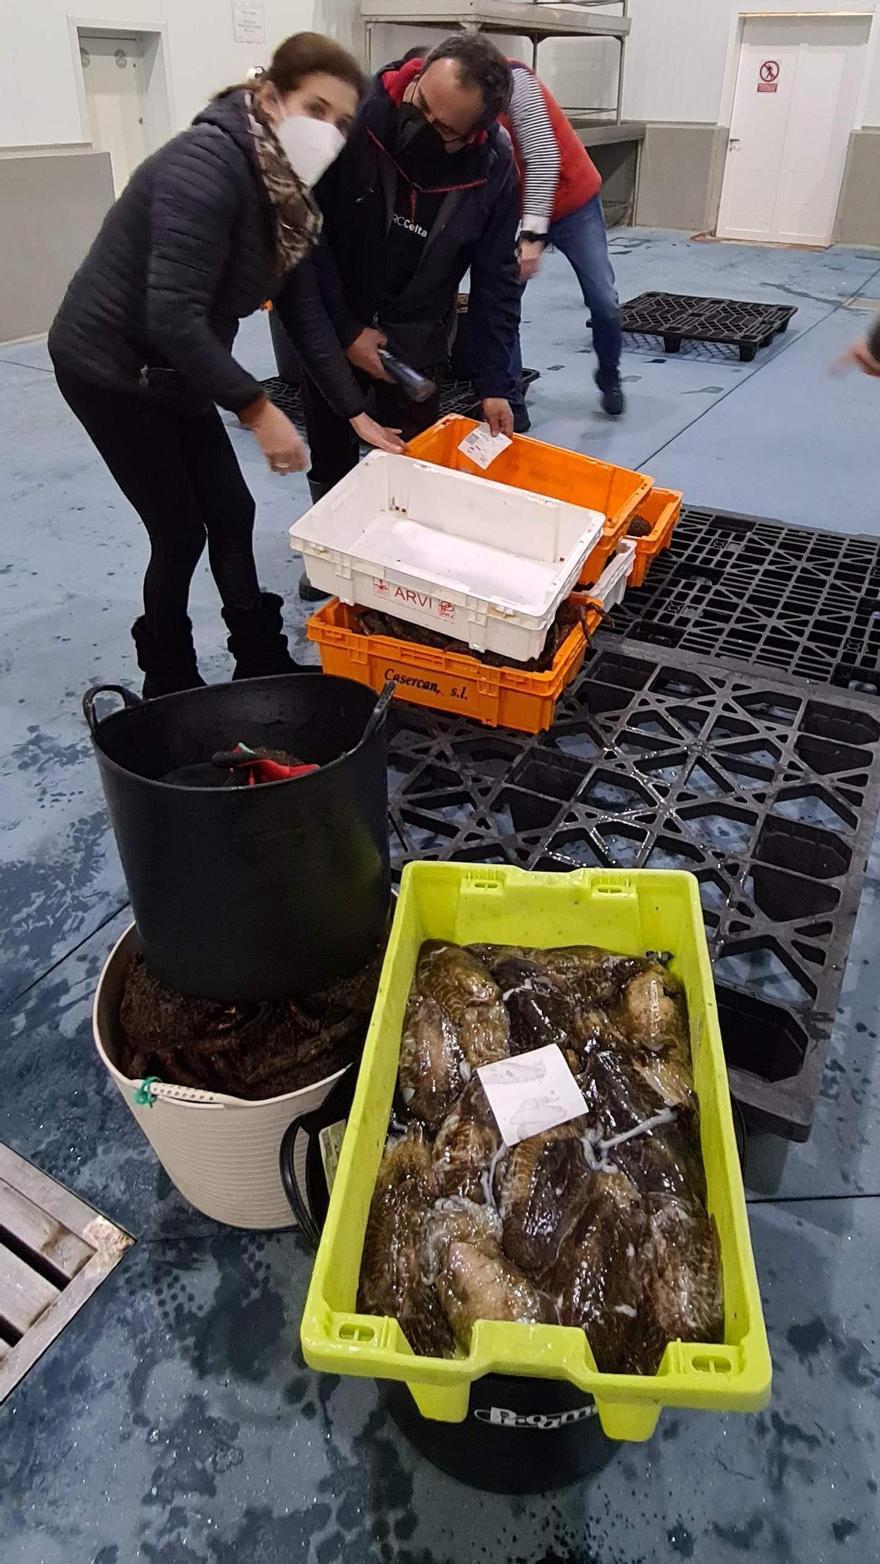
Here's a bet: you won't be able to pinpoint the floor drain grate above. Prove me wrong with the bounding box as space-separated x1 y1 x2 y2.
0 1146 131 1401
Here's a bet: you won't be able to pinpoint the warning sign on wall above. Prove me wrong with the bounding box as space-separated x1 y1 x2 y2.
758 59 780 93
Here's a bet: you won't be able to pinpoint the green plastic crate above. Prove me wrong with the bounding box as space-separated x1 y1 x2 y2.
300 864 771 1442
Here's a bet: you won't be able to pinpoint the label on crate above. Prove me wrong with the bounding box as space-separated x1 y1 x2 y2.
458 424 513 469
381 665 471 704
474 1404 597 1429
372 579 456 621
477 1044 587 1147
319 1120 347 1194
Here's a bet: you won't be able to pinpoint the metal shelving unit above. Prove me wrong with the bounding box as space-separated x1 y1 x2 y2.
362 0 631 121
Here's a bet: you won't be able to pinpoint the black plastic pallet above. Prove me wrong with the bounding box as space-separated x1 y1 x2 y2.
619 292 797 361
261 376 306 428
386 643 880 1140
605 504 880 695
260 369 540 433
436 377 482 420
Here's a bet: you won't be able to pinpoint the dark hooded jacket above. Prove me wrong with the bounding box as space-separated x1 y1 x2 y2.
48 90 364 417
312 57 522 401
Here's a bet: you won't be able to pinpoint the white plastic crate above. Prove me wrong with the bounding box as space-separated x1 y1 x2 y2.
620 535 638 581
289 453 605 664
583 544 632 612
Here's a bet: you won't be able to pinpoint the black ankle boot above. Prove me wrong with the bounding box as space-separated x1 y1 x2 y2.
595 368 625 417
131 616 206 699
222 592 302 679
298 480 333 602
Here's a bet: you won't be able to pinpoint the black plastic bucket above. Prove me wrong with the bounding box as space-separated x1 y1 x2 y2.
280 1077 618 1493
383 1374 616 1492
84 675 391 1001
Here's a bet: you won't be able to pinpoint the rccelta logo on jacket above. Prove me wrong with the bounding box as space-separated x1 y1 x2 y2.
391 212 429 239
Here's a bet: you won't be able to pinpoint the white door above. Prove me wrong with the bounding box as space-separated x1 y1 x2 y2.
80 35 147 195
717 15 870 246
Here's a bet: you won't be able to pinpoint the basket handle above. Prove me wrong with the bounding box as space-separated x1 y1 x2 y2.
279 1120 321 1248
82 684 143 736
360 680 396 746
278 1066 358 1248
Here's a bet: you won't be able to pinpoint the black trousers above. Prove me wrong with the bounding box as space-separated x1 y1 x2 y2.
301 370 442 489
56 368 260 632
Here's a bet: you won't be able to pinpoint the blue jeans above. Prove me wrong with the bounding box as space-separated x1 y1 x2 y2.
510 194 622 406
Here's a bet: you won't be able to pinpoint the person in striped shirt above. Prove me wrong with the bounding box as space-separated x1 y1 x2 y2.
502 61 624 427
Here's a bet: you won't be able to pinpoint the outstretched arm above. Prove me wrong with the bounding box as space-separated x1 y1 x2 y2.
468 157 522 428
275 258 403 453
274 258 366 419
506 69 560 281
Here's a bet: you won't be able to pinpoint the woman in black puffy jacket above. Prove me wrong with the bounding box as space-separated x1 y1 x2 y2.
49 33 400 696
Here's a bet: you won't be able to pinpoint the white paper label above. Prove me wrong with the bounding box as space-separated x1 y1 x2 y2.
477 1044 587 1147
318 1119 346 1194
232 0 265 44
458 424 513 470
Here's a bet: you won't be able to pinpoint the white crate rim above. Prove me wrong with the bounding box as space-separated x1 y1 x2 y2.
289 453 606 664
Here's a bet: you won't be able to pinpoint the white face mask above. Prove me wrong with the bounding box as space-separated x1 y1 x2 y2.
275 114 345 188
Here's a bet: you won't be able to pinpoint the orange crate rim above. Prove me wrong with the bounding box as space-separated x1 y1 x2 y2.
404 415 653 587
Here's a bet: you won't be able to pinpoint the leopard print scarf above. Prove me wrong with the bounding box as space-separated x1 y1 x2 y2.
245 90 321 276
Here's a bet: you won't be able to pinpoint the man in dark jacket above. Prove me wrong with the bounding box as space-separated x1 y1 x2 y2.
302 37 521 506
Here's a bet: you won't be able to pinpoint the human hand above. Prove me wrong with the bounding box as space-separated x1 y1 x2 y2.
350 412 405 454
346 327 394 381
832 338 880 378
250 401 309 473
482 398 514 438
519 239 544 284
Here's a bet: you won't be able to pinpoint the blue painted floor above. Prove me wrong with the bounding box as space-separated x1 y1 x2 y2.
2 231 880 1562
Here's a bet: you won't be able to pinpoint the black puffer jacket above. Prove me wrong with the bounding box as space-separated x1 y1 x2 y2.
49 91 364 417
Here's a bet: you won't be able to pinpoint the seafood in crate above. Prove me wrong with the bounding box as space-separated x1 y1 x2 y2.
357 939 723 1376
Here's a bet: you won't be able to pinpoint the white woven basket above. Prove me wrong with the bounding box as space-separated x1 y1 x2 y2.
92 924 348 1229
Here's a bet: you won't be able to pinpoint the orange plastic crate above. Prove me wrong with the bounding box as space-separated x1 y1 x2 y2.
404 416 652 586
307 599 601 733
624 485 683 587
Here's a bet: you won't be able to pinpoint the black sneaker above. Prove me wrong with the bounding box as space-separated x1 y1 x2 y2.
595 369 625 417
512 406 531 435
298 577 330 603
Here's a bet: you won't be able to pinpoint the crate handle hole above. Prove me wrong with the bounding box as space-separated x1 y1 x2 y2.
464 874 505 891
691 1353 733 1374
338 1323 376 1343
